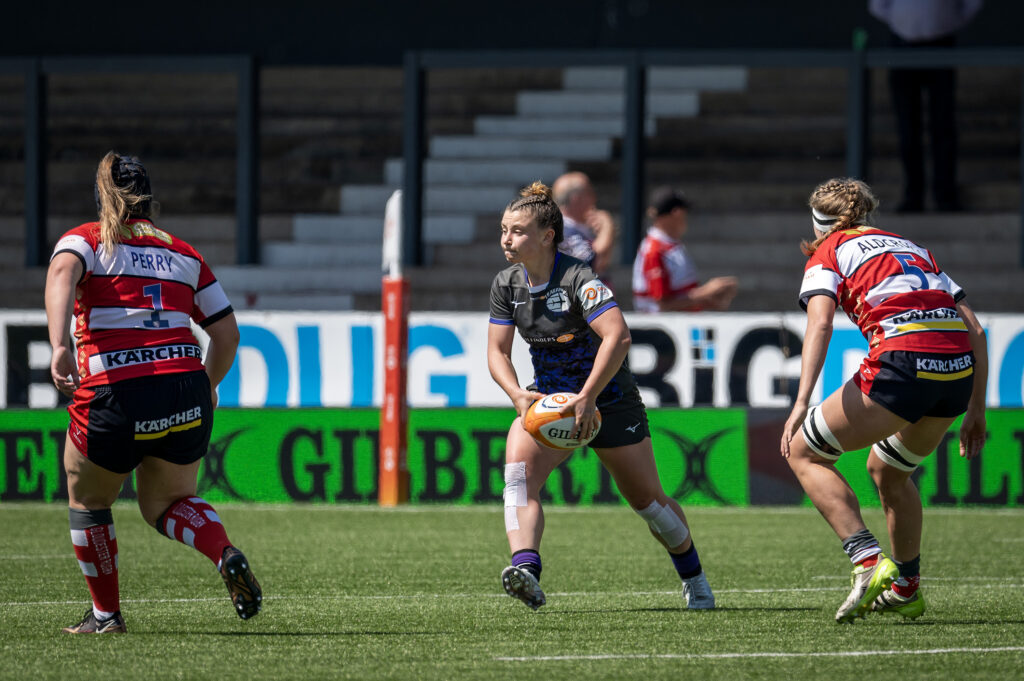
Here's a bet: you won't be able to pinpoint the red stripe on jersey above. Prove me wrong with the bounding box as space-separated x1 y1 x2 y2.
55 220 226 387
804 227 969 357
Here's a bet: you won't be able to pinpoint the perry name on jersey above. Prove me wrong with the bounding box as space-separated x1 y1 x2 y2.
51 219 232 387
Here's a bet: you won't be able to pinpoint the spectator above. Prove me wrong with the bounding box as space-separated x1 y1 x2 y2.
870 0 984 212
552 171 617 278
631 187 738 312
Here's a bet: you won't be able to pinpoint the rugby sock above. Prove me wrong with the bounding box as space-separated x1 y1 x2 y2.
892 555 921 597
669 543 703 580
512 549 542 581
69 508 120 619
157 496 233 567
841 528 882 565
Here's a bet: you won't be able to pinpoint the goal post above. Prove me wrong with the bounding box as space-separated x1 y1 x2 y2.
379 190 410 506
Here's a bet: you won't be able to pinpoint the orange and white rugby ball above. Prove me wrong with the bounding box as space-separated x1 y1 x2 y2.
523 392 602 450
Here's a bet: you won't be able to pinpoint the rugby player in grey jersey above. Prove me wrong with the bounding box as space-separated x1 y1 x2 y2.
487 182 715 611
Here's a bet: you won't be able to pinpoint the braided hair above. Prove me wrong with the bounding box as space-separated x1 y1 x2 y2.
505 181 564 249
94 152 158 254
802 177 878 256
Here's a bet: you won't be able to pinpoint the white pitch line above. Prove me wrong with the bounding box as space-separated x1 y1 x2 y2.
495 646 1024 662
5 583 1024 609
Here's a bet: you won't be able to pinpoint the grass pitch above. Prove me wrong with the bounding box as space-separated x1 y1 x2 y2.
2 504 1023 680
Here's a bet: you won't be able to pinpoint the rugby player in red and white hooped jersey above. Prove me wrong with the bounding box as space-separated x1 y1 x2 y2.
780 177 988 623
46 152 261 634
488 182 714 611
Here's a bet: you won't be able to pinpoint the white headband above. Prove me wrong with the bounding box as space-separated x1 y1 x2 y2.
811 208 838 234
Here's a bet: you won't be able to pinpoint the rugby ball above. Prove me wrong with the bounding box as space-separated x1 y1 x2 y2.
523 392 602 450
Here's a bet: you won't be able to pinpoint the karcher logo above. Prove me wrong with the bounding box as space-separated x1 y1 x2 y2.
91 344 202 373
134 407 203 440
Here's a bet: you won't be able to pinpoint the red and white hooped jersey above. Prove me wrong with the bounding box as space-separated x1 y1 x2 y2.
799 226 970 357
51 219 232 387
631 227 699 313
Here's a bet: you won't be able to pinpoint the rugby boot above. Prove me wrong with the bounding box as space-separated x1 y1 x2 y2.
835 554 898 623
501 564 546 610
681 571 716 610
62 608 126 634
220 546 262 620
871 587 926 620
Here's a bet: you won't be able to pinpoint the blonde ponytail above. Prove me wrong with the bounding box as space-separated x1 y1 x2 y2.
95 151 156 254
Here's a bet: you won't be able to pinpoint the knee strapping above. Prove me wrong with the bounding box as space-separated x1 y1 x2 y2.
636 500 690 548
801 405 844 460
503 463 527 532
874 434 926 472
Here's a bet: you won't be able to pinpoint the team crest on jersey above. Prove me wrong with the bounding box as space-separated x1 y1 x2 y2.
545 288 570 313
578 279 613 311
119 222 172 245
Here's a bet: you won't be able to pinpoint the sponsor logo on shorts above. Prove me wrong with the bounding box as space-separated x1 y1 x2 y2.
915 353 974 381
89 344 202 374
915 354 973 374
134 406 203 440
625 422 641 433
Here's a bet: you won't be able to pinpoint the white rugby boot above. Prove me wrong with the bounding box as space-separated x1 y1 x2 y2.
681 571 716 609
835 554 897 623
501 565 546 610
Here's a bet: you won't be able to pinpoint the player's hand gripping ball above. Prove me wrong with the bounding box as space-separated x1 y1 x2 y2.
522 392 602 450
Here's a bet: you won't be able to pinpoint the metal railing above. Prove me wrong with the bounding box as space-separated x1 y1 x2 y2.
6 48 1024 269
2 56 259 267
404 48 1024 267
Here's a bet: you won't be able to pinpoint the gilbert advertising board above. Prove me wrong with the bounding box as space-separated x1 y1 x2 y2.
3 310 1024 409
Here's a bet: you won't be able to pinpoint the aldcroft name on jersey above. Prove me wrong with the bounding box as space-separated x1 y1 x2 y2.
51 219 232 387
489 253 638 410
798 226 970 357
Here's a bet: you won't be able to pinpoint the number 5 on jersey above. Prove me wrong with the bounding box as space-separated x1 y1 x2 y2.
892 253 930 291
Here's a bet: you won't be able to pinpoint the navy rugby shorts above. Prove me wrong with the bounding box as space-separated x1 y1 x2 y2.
589 401 651 449
853 350 975 423
67 370 214 474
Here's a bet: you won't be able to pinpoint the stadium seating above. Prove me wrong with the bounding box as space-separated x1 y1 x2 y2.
0 65 1021 312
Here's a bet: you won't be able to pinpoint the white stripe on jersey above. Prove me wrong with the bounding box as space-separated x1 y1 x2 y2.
194 281 231 319
88 343 204 375
799 263 843 298
864 272 954 308
835 234 932 275
52 234 96 271
87 307 192 331
878 307 967 339
95 244 202 288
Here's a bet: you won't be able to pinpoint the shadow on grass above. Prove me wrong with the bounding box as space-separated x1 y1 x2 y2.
534 606 819 615
874 619 1024 627
142 630 450 637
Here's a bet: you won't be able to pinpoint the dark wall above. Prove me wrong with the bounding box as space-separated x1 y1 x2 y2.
6 0 1023 64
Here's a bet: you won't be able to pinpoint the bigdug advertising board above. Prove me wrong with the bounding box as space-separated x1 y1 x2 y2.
2 408 1021 507
4 310 1024 410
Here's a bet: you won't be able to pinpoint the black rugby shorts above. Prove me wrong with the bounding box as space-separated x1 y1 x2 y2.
68 370 214 474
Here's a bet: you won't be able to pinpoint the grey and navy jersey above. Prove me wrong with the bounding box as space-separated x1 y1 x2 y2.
489 252 640 410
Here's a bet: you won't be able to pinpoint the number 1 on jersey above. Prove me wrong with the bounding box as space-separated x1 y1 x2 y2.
143 283 171 328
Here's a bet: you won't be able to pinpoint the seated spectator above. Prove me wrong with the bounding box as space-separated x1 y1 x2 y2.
553 171 617 278
632 187 738 312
